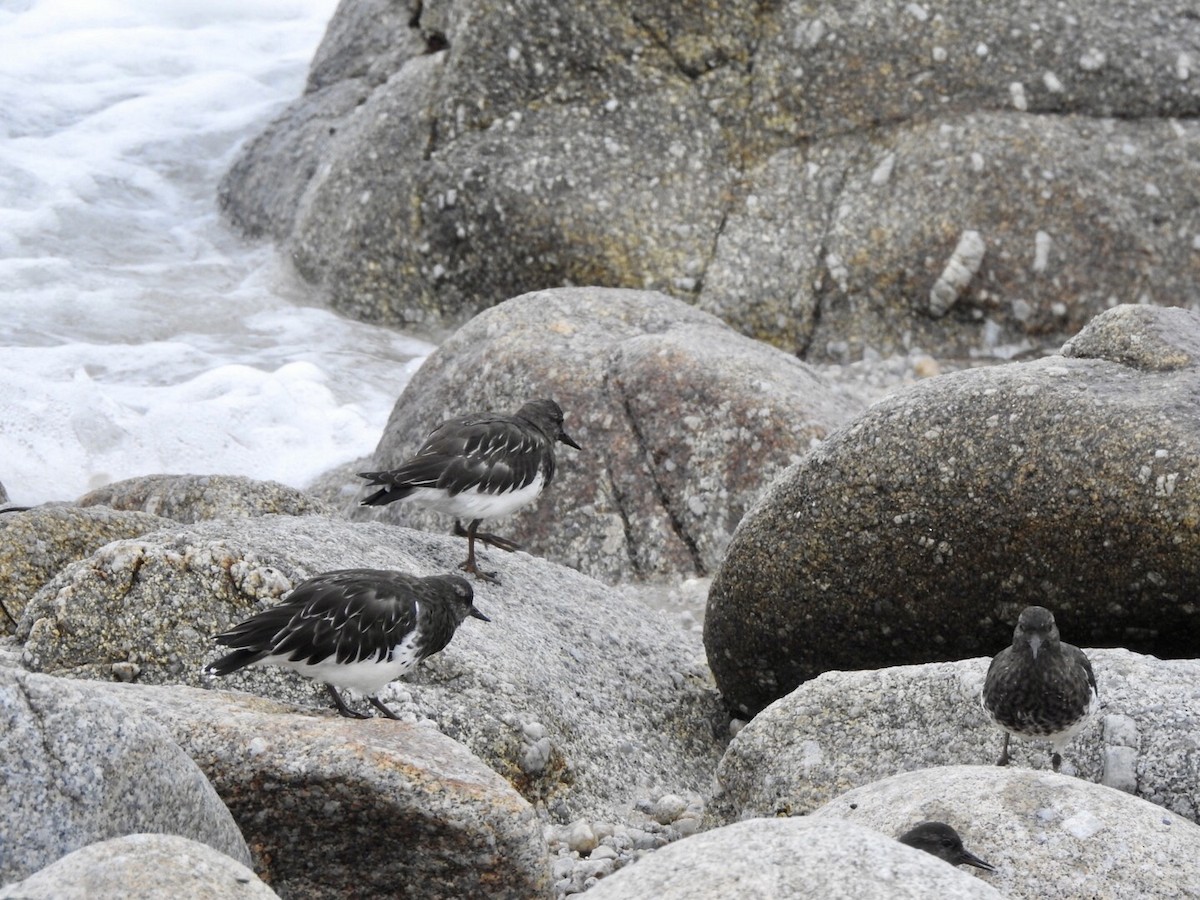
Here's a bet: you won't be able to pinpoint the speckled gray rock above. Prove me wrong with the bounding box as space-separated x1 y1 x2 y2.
0 667 250 885
706 304 1200 715
16 514 724 825
713 650 1200 826
702 113 1200 359
339 287 859 581
71 683 551 900
0 479 8 505
0 833 279 900
221 0 1200 360
304 0 423 93
0 505 172 635
808 766 1200 900
78 473 331 522
581 817 1004 900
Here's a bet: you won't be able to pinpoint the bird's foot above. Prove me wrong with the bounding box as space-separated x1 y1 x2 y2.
327 685 371 719
459 558 501 584
1051 752 1063 772
369 697 402 720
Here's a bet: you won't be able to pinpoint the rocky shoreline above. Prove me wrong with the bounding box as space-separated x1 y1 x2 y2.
6 0 1200 892
3 295 1200 899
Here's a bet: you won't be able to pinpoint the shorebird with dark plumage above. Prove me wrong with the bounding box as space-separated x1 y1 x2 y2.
358 398 581 582
981 605 1098 772
898 822 995 872
205 569 489 719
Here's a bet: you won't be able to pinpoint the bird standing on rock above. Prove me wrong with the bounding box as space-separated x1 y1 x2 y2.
898 822 995 872
358 398 581 583
205 569 489 719
981 605 1098 772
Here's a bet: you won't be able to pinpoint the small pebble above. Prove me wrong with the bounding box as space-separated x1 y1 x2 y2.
552 857 576 880
653 793 688 825
565 819 598 855
675 813 703 836
912 355 941 379
580 857 616 879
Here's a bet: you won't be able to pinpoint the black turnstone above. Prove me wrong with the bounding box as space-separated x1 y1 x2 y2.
358 398 581 582
981 605 1098 772
898 822 995 872
204 569 489 719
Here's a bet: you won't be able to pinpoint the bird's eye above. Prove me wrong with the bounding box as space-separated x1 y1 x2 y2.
941 838 954 848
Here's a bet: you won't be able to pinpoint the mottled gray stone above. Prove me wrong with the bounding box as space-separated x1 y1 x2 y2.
305 0 423 93
808 766 1200 900
713 650 1200 826
1062 303 1200 371
582 817 1004 900
218 79 370 240
77 473 330 523
750 2 1199 143
340 287 858 581
220 0 1200 360
0 505 171 635
0 480 8 505
75 683 551 900
703 114 1200 360
0 834 278 900
0 668 250 885
286 58 731 334
16 514 724 826
706 304 1200 715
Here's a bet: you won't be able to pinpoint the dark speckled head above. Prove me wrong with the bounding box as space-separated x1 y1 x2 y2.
429 573 489 622
1013 605 1060 659
516 398 581 450
898 822 995 872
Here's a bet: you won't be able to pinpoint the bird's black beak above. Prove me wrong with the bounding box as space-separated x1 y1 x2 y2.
470 607 490 622
1028 634 1042 659
959 850 996 873
559 431 582 451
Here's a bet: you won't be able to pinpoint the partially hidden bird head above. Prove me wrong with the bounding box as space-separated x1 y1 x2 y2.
898 821 996 872
1013 605 1061 660
435 574 490 623
517 398 582 450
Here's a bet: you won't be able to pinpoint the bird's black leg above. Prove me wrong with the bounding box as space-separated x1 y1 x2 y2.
368 696 402 720
996 732 1011 767
326 684 370 719
458 519 500 583
1051 751 1062 772
453 520 522 553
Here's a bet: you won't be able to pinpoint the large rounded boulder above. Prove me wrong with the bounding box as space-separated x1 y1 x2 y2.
220 0 1200 360
706 304 1200 715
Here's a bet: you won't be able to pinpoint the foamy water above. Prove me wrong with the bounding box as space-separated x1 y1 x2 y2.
0 0 432 506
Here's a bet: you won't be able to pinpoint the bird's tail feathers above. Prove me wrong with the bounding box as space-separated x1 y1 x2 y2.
204 647 269 677
357 471 417 507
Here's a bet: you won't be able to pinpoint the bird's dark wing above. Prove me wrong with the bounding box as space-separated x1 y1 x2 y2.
368 413 550 496
213 570 420 669
982 647 1008 688
1068 644 1098 695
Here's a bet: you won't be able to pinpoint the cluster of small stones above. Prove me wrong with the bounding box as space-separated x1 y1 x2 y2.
544 793 705 896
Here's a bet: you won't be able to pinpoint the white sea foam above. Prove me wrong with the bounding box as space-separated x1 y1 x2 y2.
0 0 432 505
